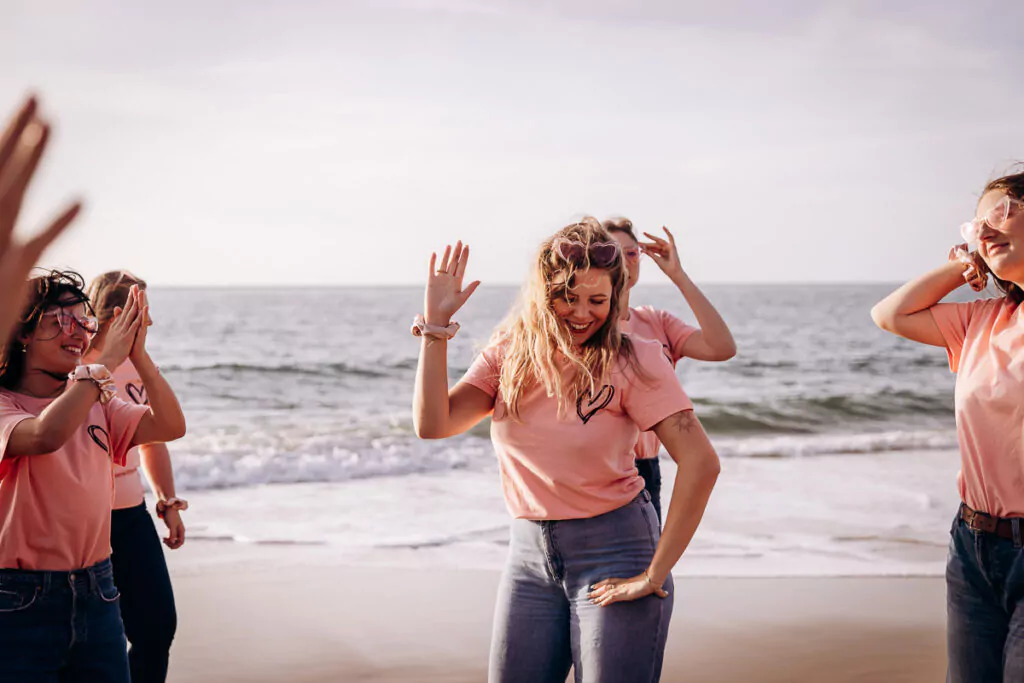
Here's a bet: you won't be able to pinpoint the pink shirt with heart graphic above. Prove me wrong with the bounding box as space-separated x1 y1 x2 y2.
458 335 693 520
620 306 697 461
0 388 148 570
112 360 149 510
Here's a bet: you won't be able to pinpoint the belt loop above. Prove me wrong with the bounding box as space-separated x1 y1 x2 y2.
1013 519 1022 549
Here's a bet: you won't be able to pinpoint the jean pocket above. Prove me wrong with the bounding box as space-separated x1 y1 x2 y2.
0 584 38 613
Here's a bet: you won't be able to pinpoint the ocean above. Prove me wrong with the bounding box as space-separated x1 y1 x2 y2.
145 283 979 577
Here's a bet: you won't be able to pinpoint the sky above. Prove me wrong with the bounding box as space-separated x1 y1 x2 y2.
3 0 1023 286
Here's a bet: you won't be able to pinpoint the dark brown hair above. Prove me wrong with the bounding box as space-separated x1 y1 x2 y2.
85 270 147 325
0 270 93 389
980 169 1024 304
602 216 639 244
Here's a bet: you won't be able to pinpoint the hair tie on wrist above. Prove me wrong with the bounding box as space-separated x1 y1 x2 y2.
951 245 988 292
411 314 460 341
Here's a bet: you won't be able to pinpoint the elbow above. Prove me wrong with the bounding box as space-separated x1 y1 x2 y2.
413 420 444 440
870 303 895 333
713 341 737 362
34 431 67 455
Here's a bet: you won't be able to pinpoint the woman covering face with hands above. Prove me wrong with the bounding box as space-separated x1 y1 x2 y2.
413 219 720 683
0 271 186 683
84 270 185 683
603 218 735 522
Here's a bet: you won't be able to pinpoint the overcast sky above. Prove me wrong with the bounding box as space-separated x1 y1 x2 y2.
3 0 1023 286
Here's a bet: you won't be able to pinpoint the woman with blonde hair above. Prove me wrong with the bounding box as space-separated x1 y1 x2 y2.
603 217 735 521
84 270 185 683
413 218 720 682
872 169 1024 681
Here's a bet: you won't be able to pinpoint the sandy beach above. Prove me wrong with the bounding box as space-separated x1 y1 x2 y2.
163 543 946 683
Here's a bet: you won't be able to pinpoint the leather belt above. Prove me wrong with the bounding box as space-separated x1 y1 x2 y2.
959 502 1023 542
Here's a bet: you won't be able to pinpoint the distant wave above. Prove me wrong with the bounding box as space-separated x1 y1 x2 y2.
696 389 952 435
162 361 404 379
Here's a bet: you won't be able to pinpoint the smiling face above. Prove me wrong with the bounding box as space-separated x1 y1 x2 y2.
975 189 1024 285
550 268 614 345
20 298 95 377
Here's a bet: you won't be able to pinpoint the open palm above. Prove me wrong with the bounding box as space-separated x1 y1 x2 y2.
425 241 480 325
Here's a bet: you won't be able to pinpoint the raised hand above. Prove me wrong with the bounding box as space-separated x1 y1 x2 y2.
129 287 153 364
640 227 685 281
948 243 988 292
425 241 480 326
95 286 144 370
0 96 80 344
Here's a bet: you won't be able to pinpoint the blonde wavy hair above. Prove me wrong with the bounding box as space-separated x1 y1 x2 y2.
497 217 639 420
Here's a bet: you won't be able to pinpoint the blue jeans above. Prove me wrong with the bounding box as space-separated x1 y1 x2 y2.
489 491 673 683
947 511 1024 682
635 458 662 524
0 557 129 683
111 502 177 683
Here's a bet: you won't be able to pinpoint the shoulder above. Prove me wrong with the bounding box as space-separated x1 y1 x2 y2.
621 335 673 372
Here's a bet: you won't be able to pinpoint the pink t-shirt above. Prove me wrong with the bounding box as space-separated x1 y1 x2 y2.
458 335 693 520
112 360 149 510
0 388 148 570
931 297 1024 517
620 306 698 460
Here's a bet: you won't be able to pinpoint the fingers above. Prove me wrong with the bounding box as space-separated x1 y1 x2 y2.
0 96 38 171
454 244 470 281
662 226 676 247
0 120 51 216
642 231 668 246
438 245 452 273
19 202 80 266
428 251 437 276
459 280 481 304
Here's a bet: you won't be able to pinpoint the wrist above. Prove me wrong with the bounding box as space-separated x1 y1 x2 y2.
424 314 452 327
644 567 667 589
669 270 692 288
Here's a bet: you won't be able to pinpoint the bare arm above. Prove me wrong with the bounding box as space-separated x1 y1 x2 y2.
671 272 737 361
640 228 736 361
647 409 721 584
412 241 493 439
6 381 105 456
589 409 720 606
129 352 186 447
139 442 176 500
870 261 969 347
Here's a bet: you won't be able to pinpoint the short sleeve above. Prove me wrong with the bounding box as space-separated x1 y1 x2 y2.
621 338 694 431
657 309 699 361
456 341 504 398
0 393 34 481
101 397 149 467
929 299 994 373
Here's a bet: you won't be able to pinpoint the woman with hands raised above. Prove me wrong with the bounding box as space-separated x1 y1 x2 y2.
0 271 185 683
413 220 720 683
603 218 736 522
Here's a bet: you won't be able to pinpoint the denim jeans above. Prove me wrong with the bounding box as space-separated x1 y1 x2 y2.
111 502 177 683
947 511 1024 682
0 557 129 683
635 458 662 524
489 491 673 683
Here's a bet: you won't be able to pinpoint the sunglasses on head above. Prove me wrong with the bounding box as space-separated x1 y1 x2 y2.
551 237 621 269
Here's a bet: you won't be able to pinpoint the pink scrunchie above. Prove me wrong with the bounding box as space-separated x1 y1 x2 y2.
411 314 460 341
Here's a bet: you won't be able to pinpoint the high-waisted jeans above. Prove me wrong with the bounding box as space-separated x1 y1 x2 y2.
947 510 1024 682
0 557 129 683
489 491 673 683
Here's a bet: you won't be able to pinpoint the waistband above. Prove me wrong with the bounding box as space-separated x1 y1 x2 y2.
0 557 113 591
959 502 1024 544
526 490 652 526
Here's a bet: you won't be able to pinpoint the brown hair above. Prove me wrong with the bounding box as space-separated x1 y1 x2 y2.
980 169 1024 304
497 217 641 420
602 216 639 244
0 270 93 389
86 270 147 325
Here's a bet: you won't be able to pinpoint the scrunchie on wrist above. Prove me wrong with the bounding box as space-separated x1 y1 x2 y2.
411 314 460 342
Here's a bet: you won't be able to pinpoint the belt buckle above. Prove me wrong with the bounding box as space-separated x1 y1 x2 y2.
966 508 997 534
